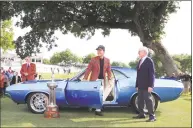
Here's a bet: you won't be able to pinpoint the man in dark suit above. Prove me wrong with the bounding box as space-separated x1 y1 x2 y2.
133 46 156 122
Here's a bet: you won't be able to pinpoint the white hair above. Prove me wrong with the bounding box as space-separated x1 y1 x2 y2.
139 46 149 55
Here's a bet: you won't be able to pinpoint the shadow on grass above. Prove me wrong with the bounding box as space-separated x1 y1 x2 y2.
59 106 162 117
183 98 191 101
68 107 162 124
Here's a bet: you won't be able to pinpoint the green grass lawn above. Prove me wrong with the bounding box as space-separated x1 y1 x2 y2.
39 73 77 80
1 95 191 127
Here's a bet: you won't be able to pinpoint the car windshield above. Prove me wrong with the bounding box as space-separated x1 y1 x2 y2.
70 68 86 80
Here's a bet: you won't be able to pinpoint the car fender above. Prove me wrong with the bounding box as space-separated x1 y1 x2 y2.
24 91 49 103
129 91 161 104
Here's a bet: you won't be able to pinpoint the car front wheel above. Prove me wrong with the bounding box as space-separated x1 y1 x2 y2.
27 92 48 114
131 93 159 114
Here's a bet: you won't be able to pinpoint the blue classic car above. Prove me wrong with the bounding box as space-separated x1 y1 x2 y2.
6 67 184 114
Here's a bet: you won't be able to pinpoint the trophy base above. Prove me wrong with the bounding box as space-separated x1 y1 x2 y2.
44 105 60 118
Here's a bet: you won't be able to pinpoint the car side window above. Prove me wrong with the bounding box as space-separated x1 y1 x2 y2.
113 70 127 80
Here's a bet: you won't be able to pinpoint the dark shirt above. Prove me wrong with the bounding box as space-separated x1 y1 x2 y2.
98 58 104 79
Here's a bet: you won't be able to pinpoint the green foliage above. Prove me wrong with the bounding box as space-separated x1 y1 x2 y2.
43 58 50 64
151 55 165 77
129 54 191 77
50 49 82 65
111 61 129 67
1 1 179 58
0 20 14 51
172 54 192 73
128 60 139 69
83 53 96 63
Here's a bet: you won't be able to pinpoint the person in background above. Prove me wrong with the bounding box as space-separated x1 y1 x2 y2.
177 72 183 81
4 70 12 86
57 68 59 74
181 71 191 94
190 75 192 94
160 73 167 78
0 68 5 97
7 67 14 74
63 68 66 74
68 69 71 74
169 73 177 80
10 72 21 85
2 70 9 97
20 56 36 82
39 74 42 80
34 73 38 80
83 45 112 116
133 46 156 122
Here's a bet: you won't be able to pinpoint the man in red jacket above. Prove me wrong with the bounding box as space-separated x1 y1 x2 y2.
20 56 36 82
83 45 112 116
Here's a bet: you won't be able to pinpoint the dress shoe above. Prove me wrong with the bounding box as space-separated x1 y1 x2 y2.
95 111 103 116
133 115 146 119
146 118 156 122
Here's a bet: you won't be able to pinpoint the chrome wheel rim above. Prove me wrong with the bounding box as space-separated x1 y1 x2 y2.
135 95 155 113
30 93 48 113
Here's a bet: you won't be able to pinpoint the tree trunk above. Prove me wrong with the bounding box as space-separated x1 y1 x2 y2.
146 42 180 76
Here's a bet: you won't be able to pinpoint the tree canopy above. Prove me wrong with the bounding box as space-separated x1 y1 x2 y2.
83 53 96 64
0 20 14 51
50 49 82 65
1 1 179 58
129 54 192 77
1 1 182 76
43 58 50 64
111 61 129 67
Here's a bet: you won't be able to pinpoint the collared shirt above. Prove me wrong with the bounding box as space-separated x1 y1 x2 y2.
26 63 30 68
98 58 104 79
139 55 148 67
15 75 18 84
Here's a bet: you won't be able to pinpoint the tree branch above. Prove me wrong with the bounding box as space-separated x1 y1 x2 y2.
132 2 145 43
153 2 168 28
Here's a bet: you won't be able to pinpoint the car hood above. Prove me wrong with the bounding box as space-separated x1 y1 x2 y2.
6 79 66 92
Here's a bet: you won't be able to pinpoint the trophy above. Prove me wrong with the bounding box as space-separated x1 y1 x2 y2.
44 68 60 118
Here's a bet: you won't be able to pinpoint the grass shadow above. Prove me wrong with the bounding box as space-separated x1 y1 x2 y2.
183 98 191 101
59 106 162 117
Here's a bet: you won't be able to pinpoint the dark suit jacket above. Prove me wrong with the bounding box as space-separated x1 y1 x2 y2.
136 57 155 90
10 75 21 85
84 56 112 81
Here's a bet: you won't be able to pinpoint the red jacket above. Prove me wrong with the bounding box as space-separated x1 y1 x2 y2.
0 73 5 88
20 63 36 82
84 56 112 81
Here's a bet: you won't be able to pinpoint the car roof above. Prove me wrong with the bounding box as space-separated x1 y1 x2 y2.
111 66 137 77
71 66 137 80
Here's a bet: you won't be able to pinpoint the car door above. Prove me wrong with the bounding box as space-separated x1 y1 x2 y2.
65 80 103 109
112 69 132 105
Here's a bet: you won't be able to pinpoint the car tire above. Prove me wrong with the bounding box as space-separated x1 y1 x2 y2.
27 92 48 114
131 93 159 114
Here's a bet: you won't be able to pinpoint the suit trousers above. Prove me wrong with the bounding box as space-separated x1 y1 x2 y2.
138 89 154 117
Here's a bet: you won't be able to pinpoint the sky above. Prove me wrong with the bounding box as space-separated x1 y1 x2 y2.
12 1 191 64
